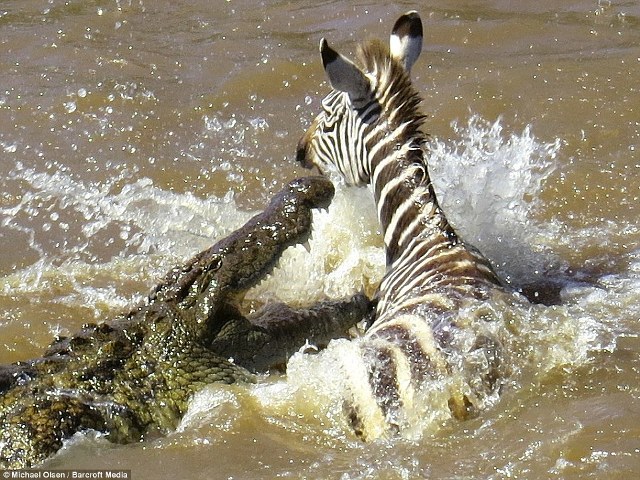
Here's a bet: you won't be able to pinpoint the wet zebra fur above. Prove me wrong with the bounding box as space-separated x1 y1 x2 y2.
297 11 518 440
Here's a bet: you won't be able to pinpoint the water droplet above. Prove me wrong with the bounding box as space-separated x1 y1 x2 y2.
249 117 268 130
77 88 87 98
64 101 77 113
3 143 17 153
204 116 222 132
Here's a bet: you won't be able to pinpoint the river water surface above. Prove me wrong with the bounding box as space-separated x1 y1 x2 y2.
1 1 639 478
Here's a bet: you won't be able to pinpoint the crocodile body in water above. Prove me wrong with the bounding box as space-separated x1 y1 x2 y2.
0 176 372 469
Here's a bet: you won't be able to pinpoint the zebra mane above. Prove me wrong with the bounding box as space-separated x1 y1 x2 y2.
355 40 458 261
356 39 427 141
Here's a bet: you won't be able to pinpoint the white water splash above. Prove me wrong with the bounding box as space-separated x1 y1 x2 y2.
2 163 247 260
245 184 385 305
429 116 562 286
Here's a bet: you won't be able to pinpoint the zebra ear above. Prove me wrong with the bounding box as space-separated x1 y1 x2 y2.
389 11 423 73
320 38 370 104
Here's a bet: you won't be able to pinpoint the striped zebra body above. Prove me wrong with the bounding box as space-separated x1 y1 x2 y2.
297 12 517 439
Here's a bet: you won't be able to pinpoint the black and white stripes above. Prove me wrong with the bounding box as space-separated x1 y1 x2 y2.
297 11 511 439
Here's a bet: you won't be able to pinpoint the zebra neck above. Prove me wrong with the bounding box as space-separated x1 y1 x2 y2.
370 141 455 266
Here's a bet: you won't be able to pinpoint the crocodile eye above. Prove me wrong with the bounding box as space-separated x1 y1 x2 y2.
209 256 222 272
196 255 223 294
200 255 222 274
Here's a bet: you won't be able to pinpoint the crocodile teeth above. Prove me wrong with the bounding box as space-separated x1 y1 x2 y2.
301 240 311 253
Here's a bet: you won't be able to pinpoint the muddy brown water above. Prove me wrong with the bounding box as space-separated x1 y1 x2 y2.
1 1 639 478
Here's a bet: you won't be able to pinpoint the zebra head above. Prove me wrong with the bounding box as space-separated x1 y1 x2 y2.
296 11 425 186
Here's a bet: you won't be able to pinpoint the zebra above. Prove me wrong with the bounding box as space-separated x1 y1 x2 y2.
296 11 521 440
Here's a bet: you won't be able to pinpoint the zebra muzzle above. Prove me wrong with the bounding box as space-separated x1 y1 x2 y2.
295 135 314 169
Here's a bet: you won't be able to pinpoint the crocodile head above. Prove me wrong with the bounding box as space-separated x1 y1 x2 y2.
0 176 343 469
176 176 335 332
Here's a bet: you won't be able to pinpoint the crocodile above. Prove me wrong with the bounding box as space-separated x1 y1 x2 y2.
0 176 372 469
